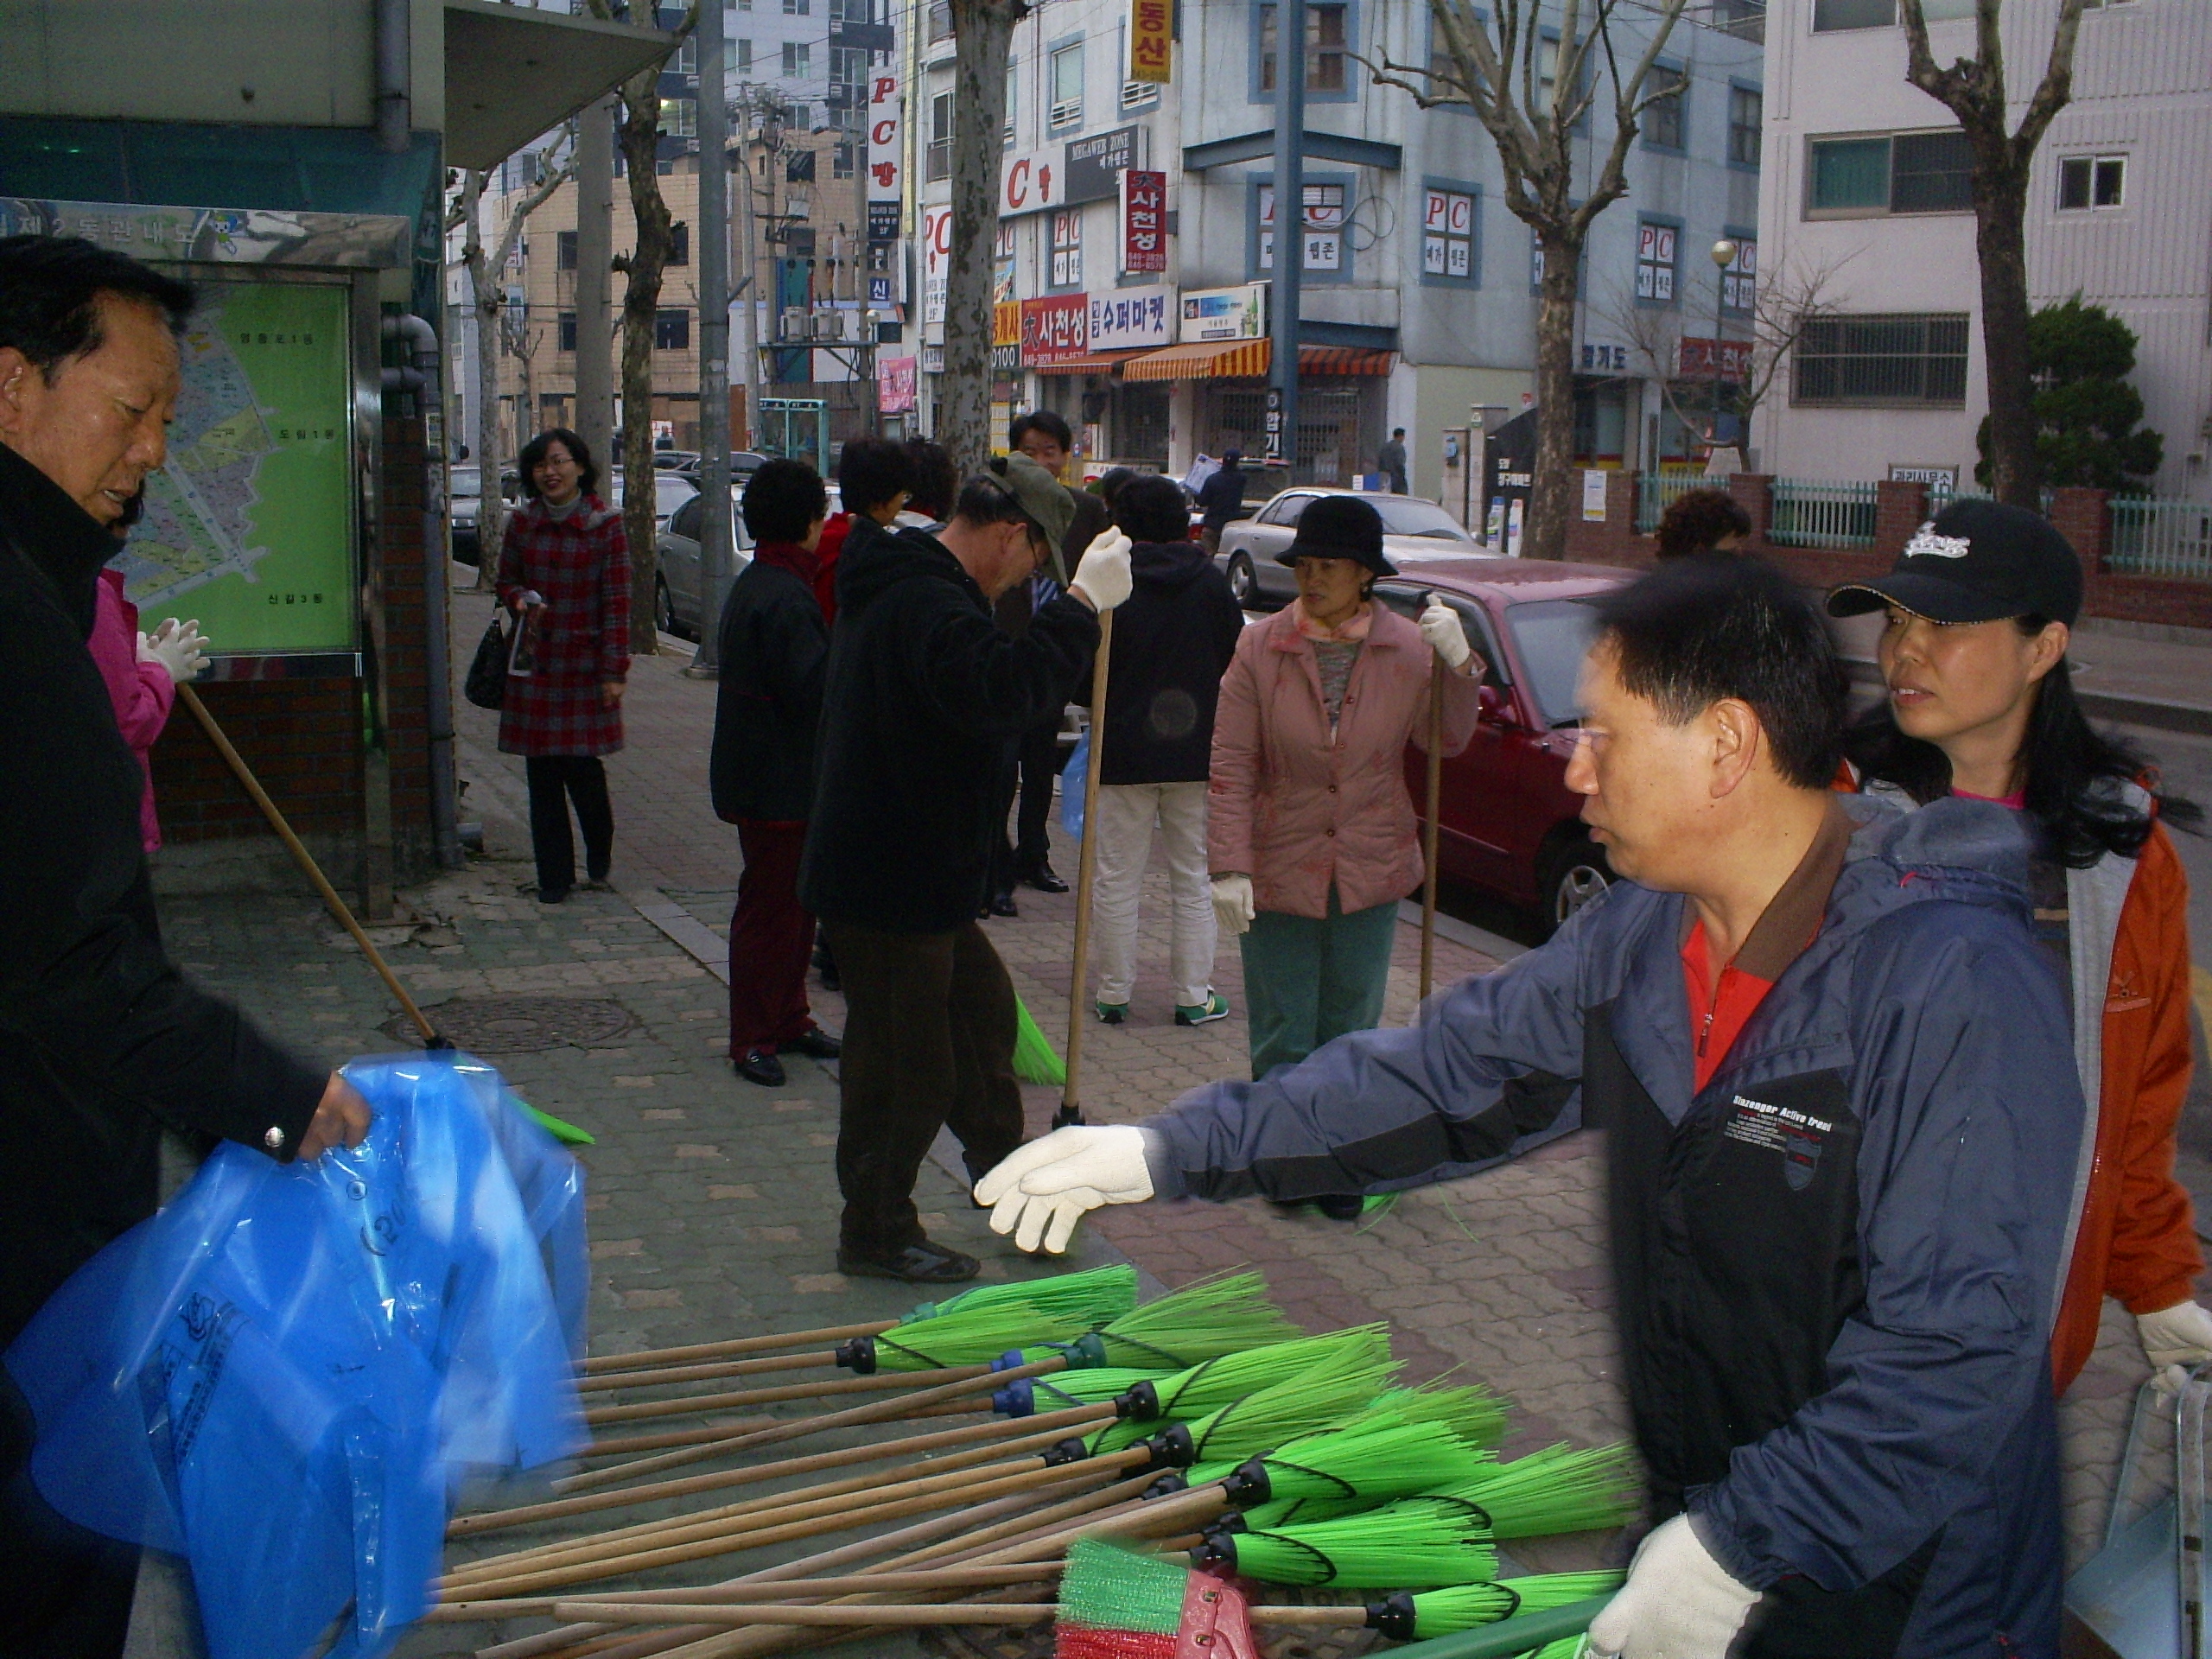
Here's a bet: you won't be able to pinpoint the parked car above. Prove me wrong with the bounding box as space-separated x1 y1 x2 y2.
653 449 701 473
611 469 702 539
653 489 754 640
447 463 519 566
1370 558 1630 936
1216 487 1489 608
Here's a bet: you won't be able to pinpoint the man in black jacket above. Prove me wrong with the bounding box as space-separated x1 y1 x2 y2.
0 236 370 1653
1084 474 1246 1027
798 455 1131 1281
711 459 843 1088
1195 449 1249 553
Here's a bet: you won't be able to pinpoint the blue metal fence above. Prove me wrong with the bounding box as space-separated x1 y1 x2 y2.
1769 478 1879 550
1634 470 1713 535
2108 496 2212 582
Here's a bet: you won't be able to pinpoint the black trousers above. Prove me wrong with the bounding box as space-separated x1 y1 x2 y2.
992 718 1063 890
0 1377 137 1658
525 755 613 896
823 918 1026 1259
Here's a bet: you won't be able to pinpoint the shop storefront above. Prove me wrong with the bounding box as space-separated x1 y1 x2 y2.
1122 339 1394 486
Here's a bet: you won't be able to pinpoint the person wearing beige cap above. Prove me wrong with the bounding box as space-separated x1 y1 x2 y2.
798 451 1132 1282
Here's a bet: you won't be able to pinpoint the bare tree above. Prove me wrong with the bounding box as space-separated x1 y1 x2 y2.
589 0 700 653
1368 0 1688 559
1900 0 2088 509
1594 253 1847 466
940 0 1028 474
454 149 575 591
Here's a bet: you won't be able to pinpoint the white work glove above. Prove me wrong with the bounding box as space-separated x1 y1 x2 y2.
1418 592 1473 671
974 1125 1155 1255
1585 1515 1759 1659
1211 874 1255 938
1069 527 1134 613
139 618 208 683
2138 1300 2212 1393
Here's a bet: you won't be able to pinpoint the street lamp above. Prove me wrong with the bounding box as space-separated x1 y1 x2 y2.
1708 238 1738 460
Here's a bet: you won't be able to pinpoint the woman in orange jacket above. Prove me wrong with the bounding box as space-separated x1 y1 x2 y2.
1831 499 2206 1392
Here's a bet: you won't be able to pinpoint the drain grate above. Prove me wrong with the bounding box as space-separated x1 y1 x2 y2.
381 996 636 1053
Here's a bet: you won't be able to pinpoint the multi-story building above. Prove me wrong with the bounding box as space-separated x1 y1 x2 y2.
1755 0 2212 501
908 0 1763 501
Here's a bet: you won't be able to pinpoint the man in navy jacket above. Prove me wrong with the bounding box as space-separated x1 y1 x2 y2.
979 556 2082 1657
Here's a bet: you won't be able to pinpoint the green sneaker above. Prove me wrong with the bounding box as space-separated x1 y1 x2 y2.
1174 993 1230 1027
1095 1001 1128 1025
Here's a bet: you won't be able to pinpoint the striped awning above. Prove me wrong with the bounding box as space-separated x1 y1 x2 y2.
1031 350 1147 376
1122 338 1272 382
1120 339 1396 382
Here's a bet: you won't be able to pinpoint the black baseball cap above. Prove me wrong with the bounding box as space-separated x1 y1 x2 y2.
1827 499 2083 627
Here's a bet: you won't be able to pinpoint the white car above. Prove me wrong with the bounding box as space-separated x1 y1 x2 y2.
610 470 702 537
1214 487 1490 609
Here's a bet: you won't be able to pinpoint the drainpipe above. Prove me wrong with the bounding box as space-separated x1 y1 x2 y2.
375 0 411 154
385 313 464 868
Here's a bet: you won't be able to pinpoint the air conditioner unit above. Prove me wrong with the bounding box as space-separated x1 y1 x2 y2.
808 313 836 340
1050 99 1082 129
780 306 808 341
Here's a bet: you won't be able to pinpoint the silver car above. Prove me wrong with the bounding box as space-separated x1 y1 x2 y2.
1215 487 1490 609
654 489 753 639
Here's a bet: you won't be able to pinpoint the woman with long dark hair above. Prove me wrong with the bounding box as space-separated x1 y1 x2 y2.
497 428 630 903
1833 499 2208 1393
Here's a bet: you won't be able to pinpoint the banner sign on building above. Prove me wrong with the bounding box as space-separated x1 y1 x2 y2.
866 74 902 208
1130 0 1173 83
1000 149 1066 217
1020 294 1090 365
1090 288 1173 351
1675 336 1752 380
1122 169 1167 274
995 300 1021 347
922 205 951 325
878 354 918 413
1180 282 1267 342
1065 126 1140 205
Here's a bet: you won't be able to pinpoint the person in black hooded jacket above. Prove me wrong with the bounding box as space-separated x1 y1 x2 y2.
798 455 1129 1283
1080 474 1245 1027
0 236 369 1656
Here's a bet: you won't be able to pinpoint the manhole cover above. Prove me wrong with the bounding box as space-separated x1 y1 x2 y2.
382 996 636 1053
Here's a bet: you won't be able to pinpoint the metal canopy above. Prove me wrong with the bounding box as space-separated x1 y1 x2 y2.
1182 130 1403 174
442 0 677 171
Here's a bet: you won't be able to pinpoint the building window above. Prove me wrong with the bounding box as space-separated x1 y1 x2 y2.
1050 42 1084 129
928 1 952 42
2057 154 2126 210
654 308 692 349
558 311 577 352
927 91 952 181
736 0 751 10
1050 210 1083 287
782 41 810 75
1256 179 1347 276
1812 0 1891 27
1006 65 1019 143
787 147 817 182
1794 313 1969 405
677 35 697 73
833 142 855 178
1719 237 1756 316
1635 219 1678 303
831 44 868 99
669 221 690 266
1258 3 1348 95
1420 184 1478 286
784 0 810 14
557 230 579 270
1641 67 1685 150
736 37 753 71
1808 130 1973 215
1729 86 1762 168
661 98 696 137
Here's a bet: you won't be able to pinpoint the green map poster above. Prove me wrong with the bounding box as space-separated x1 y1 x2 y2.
112 279 356 654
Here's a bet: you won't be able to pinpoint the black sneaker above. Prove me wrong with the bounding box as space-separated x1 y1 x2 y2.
734 1047 786 1087
836 1240 981 1284
780 1027 842 1060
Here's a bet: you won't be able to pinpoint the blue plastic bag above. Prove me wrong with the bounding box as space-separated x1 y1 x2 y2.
1059 729 1090 845
3 1053 588 1659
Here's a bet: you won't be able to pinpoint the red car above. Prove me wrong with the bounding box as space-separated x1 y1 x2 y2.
1370 557 1635 936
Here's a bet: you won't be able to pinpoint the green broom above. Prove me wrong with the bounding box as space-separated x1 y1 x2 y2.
855 1263 1140 1371
1056 1538 1620 1649
1087 1325 1394 1453
1192 1501 1497 1588
1191 1384 1509 1506
1437 1442 1641 1538
1014 994 1066 1085
519 1099 596 1146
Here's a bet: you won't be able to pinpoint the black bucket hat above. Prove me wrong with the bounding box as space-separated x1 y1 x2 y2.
1274 493 1395 577
1827 498 2083 627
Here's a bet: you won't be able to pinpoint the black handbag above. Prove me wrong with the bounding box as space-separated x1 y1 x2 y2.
464 608 509 710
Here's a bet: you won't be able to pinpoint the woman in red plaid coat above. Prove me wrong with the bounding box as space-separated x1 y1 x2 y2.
497 428 631 902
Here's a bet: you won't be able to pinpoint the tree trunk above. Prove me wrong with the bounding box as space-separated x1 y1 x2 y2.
1525 227 1583 562
463 171 507 594
616 78 678 654
1974 162 2039 508
940 0 1022 475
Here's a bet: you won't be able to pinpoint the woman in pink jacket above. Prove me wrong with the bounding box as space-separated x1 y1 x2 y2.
86 569 205 852
1208 494 1484 1106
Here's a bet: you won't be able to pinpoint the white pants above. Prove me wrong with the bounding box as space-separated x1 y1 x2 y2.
1091 780 1217 1008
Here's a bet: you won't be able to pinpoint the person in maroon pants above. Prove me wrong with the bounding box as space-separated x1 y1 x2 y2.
710 460 842 1086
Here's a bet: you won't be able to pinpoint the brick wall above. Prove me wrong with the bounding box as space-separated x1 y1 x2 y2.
1560 473 2212 631
149 416 441 883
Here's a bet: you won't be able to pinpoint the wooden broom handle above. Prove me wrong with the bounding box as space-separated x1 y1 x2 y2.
176 683 445 1048
1059 607 1114 1129
1420 656 1445 1004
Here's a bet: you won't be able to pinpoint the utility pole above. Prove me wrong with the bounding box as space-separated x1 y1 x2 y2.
1269 0 1304 486
735 111 762 451
575 95 618 474
691 6 735 675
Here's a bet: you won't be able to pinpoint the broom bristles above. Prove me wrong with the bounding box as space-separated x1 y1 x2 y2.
1085 1325 1394 1456
1028 1368 1172 1410
1248 1417 1490 1503
1437 1442 1639 1538
1084 1271 1303 1370
1367 1382 1509 1451
1178 1342 1400 1465
1014 995 1067 1086
1408 1572 1625 1639
872 1265 1139 1370
1232 1492 1377 1530
1221 1508 1498 1588
1055 1539 1189 1637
